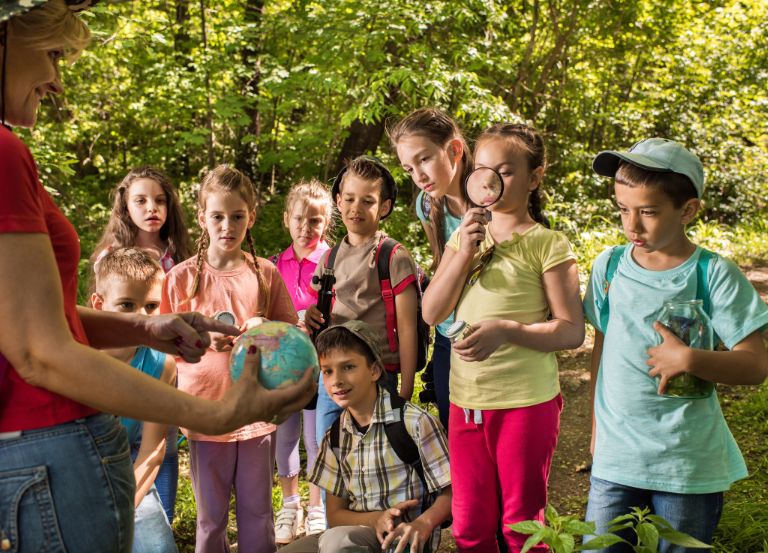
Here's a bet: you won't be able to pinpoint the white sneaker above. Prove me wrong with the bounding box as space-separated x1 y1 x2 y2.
275 502 303 544
305 507 327 536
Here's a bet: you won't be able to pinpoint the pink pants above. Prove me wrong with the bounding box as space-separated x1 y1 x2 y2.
189 434 276 553
449 395 563 553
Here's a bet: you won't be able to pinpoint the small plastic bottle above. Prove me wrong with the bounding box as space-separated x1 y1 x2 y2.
444 320 470 344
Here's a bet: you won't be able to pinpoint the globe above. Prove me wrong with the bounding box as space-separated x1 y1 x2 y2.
229 321 320 390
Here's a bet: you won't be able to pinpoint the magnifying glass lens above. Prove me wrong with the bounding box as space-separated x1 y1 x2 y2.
466 167 503 208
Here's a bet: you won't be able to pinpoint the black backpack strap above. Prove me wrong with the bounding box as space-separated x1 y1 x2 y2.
329 412 343 458
326 243 341 270
383 393 426 488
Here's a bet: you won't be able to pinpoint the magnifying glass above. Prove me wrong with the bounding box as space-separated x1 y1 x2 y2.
464 167 505 245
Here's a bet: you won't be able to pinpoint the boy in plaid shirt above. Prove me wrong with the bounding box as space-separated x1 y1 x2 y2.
281 321 451 553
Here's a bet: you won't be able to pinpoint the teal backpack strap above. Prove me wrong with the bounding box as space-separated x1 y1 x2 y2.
598 245 627 333
695 248 722 347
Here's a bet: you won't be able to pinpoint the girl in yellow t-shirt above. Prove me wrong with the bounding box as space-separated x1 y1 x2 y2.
422 123 585 552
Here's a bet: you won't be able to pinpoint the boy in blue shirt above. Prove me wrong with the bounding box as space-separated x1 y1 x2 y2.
91 248 178 553
583 138 768 551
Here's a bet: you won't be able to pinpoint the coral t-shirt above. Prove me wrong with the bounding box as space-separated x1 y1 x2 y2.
0 127 96 432
161 254 298 442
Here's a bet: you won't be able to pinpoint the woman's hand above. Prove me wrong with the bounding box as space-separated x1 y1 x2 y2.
453 320 511 362
143 312 240 362
223 346 318 428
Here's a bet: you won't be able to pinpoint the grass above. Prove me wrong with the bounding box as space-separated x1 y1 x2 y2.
713 380 768 553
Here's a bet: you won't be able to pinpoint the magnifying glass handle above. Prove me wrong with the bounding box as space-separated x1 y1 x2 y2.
476 210 491 247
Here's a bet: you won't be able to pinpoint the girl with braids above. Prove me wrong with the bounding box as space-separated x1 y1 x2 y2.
422 123 585 552
91 166 193 524
388 107 473 431
161 165 299 553
92 166 192 273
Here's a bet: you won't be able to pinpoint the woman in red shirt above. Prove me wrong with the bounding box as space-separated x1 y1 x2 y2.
0 2 315 551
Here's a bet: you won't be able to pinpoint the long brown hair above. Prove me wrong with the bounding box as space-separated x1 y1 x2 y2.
476 123 550 228
387 107 473 269
189 165 270 315
92 167 192 265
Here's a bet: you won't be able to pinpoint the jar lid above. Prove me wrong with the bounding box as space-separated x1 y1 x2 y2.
445 320 467 338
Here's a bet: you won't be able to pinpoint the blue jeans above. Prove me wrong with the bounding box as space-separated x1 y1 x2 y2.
315 372 343 446
133 485 178 553
432 331 452 431
584 475 723 552
0 413 135 552
154 426 179 522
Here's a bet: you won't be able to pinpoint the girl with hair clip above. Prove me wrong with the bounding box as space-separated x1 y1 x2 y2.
388 107 473 431
0 3 315 552
161 165 300 553
270 179 334 543
422 123 585 552
92 167 193 273
91 166 193 523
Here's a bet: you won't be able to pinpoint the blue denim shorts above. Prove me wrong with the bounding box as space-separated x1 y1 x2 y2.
0 413 135 552
584 475 723 553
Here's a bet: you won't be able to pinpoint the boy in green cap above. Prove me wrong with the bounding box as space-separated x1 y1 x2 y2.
281 320 451 553
583 137 768 551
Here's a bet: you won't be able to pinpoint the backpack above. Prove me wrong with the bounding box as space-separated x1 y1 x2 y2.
328 392 451 538
600 245 723 347
324 236 431 373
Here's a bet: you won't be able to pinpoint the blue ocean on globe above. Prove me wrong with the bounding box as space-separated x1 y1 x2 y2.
230 321 319 390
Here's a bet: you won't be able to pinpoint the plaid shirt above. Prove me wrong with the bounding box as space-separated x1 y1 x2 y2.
311 386 451 517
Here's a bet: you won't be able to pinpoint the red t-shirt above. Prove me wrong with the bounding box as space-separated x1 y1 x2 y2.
0 127 97 431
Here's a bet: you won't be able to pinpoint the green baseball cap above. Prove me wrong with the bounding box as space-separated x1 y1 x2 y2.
592 137 705 198
1 0 98 23
317 320 384 370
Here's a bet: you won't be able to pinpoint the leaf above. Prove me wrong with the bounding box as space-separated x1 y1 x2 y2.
559 532 576 553
546 504 560 523
579 534 627 550
636 522 659 551
563 519 596 535
510 520 545 535
657 527 713 548
607 521 635 533
521 529 547 553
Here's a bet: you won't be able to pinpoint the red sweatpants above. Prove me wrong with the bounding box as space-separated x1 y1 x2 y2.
449 395 563 553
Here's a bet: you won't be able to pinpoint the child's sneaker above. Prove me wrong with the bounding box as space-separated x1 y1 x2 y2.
305 506 327 536
275 501 304 544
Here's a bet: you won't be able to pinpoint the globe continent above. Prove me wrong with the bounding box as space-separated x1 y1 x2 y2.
230 321 319 390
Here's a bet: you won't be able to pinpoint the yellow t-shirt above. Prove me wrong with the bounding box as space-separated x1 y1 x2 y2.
446 223 576 409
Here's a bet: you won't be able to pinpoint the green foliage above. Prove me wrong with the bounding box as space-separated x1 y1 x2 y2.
510 505 712 553
18 0 766 296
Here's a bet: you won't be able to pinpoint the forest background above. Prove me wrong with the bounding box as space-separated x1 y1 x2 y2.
20 1 768 550
21 0 768 291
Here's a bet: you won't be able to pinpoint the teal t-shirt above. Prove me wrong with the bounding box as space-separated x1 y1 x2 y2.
584 245 768 493
416 190 462 336
121 347 167 446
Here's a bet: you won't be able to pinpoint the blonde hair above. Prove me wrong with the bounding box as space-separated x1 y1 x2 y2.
284 178 334 242
189 165 270 315
8 0 91 59
94 247 164 296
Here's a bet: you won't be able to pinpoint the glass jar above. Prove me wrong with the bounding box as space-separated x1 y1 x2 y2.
655 299 715 399
444 320 470 343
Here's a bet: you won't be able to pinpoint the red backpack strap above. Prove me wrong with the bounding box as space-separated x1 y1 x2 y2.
375 237 401 356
